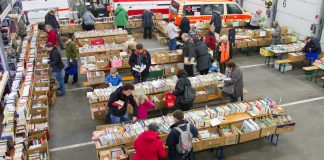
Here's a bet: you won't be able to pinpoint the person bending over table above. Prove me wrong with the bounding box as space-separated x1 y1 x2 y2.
107 83 138 124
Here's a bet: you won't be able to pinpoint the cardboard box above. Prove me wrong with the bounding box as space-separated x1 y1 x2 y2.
77 38 91 46
152 93 166 110
159 37 169 46
220 125 238 146
90 102 108 120
107 50 120 57
238 20 247 27
122 58 130 67
247 39 259 47
253 30 260 37
281 26 288 36
154 13 163 20
103 36 115 44
276 121 296 134
192 137 204 152
169 52 183 63
266 30 272 37
260 125 277 137
201 128 225 150
288 52 305 62
232 121 261 143
235 40 248 48
115 35 128 44
155 50 170 64
257 38 267 46
135 20 143 28
220 28 229 35
96 61 110 70
87 71 105 84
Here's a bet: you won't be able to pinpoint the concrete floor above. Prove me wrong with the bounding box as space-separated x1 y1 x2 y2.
49 38 324 160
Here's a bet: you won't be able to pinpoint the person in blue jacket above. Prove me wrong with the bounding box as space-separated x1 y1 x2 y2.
105 67 122 86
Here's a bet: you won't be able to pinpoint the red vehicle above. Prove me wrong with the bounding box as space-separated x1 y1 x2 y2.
108 0 171 17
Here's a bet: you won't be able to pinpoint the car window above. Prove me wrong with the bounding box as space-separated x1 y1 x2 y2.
212 4 224 15
201 4 213 15
226 4 243 14
184 5 201 16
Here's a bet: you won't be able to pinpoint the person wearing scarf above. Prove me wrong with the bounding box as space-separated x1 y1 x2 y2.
129 43 151 84
218 35 230 73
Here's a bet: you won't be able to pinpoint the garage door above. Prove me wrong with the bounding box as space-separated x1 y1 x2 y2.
276 0 322 38
321 31 324 52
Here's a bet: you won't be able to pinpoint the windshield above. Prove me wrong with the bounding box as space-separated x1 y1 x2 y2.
170 0 180 15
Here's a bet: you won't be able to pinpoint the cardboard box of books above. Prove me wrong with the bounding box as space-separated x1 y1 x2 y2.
219 124 238 145
192 134 204 152
87 71 105 85
122 58 130 67
28 118 49 136
77 38 91 46
235 40 248 48
169 51 183 63
27 144 49 160
27 132 48 154
115 35 128 44
201 127 225 150
90 102 108 120
98 147 128 160
151 93 166 110
32 90 48 101
103 36 115 44
30 99 49 114
96 61 110 70
154 50 170 64
106 49 120 57
29 106 49 122
257 38 268 46
281 26 288 36
288 52 305 62
260 48 273 57
274 115 296 134
247 38 259 47
232 120 261 143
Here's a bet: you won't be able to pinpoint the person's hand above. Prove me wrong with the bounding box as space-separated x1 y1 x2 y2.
132 116 137 122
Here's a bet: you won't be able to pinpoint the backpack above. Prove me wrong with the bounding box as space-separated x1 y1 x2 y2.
181 85 196 104
175 123 193 155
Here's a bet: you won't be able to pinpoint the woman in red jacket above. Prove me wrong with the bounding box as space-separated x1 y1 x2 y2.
133 123 167 160
205 25 220 61
45 25 58 46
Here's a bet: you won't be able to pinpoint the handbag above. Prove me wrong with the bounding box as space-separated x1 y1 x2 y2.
223 84 234 95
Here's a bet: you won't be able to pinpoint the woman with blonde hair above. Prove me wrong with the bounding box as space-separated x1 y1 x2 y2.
218 35 231 73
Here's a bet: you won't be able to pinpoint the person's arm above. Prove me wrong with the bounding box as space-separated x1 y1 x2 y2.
166 130 176 148
91 13 96 21
172 80 184 96
172 25 178 33
190 124 198 138
188 43 196 59
224 69 242 84
128 53 136 67
157 140 167 158
130 95 138 117
144 99 154 109
104 75 111 84
310 41 320 52
108 92 119 109
117 75 122 85
147 51 151 67
272 27 280 37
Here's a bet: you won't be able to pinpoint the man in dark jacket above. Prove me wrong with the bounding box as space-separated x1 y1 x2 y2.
129 43 151 84
142 9 154 39
179 16 190 40
210 11 222 34
181 33 196 77
134 122 167 160
45 10 64 49
46 42 65 96
166 110 198 160
302 36 322 53
227 22 236 59
194 38 211 75
107 83 138 124
172 69 193 111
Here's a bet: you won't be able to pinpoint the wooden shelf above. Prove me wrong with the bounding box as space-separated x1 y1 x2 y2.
0 72 9 98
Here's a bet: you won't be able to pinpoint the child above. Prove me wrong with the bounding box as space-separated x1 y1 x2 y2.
105 67 122 86
136 95 154 119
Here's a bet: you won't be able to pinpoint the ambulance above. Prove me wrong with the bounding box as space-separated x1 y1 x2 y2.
109 0 171 18
169 0 252 26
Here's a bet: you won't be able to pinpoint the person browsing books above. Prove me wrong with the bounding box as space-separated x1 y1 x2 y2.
107 83 138 124
133 122 167 160
136 94 154 120
166 110 198 160
105 67 122 87
129 43 151 84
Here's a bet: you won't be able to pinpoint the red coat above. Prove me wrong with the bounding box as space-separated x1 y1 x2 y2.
47 29 58 46
134 131 167 160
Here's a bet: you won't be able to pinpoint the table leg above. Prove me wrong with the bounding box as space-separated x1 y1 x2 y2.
315 69 319 84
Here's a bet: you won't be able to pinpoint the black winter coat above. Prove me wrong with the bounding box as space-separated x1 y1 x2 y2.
210 12 222 34
107 87 138 117
302 37 322 53
129 49 151 78
195 41 211 72
45 13 59 29
166 120 198 160
141 11 153 28
182 39 196 59
172 76 193 111
49 47 64 72
179 17 190 34
228 27 236 43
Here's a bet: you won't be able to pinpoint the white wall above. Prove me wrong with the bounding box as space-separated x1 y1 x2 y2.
242 0 267 17
275 0 322 38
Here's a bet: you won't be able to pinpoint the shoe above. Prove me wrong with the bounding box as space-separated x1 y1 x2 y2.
72 81 78 85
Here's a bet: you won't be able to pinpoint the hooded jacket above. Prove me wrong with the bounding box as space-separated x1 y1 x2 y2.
114 6 128 27
45 13 59 29
82 11 96 25
172 75 193 110
182 39 196 59
302 37 322 53
195 41 211 72
49 47 64 72
166 120 198 160
133 130 167 160
129 49 151 78
107 87 138 117
141 10 154 28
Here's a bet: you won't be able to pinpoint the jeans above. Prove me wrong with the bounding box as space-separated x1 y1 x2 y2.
230 42 234 59
82 24 94 31
54 29 64 49
169 38 177 50
144 27 152 39
110 113 130 124
64 60 78 83
53 71 65 95
134 73 147 84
